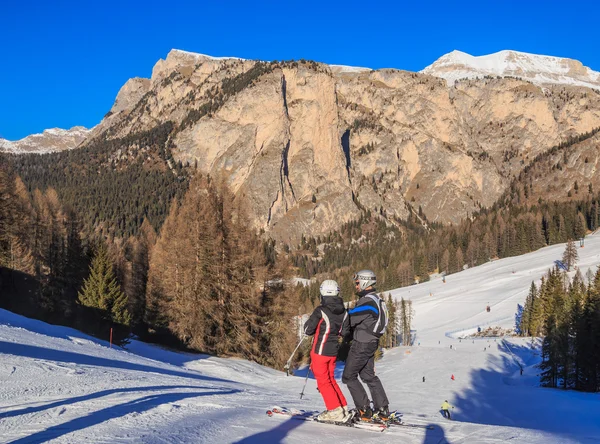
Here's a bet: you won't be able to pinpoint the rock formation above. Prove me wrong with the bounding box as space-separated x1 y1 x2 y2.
10 49 600 241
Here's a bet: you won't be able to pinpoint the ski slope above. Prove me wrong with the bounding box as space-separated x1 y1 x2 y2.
2 237 600 443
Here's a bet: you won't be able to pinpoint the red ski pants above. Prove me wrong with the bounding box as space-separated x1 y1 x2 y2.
311 352 347 410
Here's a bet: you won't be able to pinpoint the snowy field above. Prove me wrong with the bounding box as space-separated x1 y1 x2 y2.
2 237 600 443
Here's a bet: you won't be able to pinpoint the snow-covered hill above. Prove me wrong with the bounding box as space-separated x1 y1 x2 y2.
422 50 600 89
0 126 90 154
2 236 600 443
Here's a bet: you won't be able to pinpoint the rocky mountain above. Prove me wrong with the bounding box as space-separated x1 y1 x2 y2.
0 126 90 154
422 50 600 89
10 49 600 242
506 128 600 205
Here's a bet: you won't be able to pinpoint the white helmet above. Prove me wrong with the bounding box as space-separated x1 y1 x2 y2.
353 269 376 291
320 279 340 297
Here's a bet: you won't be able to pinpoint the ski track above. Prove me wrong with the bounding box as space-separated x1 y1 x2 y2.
2 236 600 443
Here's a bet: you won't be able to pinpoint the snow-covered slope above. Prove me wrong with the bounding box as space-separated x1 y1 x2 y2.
0 126 90 154
2 236 600 443
422 49 600 89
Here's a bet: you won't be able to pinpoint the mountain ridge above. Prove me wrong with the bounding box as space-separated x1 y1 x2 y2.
0 126 90 154
422 49 600 89
6 48 600 241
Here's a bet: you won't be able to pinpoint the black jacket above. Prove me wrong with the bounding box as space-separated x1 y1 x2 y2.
348 291 385 343
304 296 350 356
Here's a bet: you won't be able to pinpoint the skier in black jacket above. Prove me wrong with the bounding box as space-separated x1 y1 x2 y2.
304 279 351 423
342 269 390 422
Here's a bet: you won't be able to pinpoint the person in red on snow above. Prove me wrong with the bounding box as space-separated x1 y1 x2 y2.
304 279 352 423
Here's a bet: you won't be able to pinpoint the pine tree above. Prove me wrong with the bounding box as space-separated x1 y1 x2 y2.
568 271 586 389
381 293 398 348
126 219 156 335
574 212 587 240
562 240 578 271
78 243 130 326
399 297 413 346
145 175 299 365
540 313 560 388
0 165 15 269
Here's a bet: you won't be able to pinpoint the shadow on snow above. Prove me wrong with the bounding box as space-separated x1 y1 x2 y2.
0 385 219 420
7 389 240 443
0 341 233 384
232 417 305 444
423 424 449 444
452 340 600 441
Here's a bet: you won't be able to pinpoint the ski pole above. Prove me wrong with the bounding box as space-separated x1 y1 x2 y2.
284 335 306 376
300 364 312 399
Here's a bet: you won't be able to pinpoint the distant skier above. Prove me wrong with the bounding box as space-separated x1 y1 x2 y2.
441 400 453 419
422 376 425 382
342 269 390 422
304 279 351 423
451 374 455 381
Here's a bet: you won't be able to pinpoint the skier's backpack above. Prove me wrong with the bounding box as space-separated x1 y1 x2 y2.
366 294 389 337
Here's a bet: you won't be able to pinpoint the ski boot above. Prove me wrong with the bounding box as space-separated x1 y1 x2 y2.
372 406 390 423
355 406 374 422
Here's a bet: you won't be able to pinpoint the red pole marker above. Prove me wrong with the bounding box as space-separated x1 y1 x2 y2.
110 327 113 348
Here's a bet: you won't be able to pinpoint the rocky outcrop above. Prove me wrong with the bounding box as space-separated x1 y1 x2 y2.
110 78 151 115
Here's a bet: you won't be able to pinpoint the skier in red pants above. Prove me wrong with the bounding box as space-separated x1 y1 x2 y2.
304 279 351 423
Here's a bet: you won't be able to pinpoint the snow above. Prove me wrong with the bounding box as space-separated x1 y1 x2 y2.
171 49 245 62
291 277 313 287
422 49 600 89
0 126 90 155
329 64 371 74
0 139 17 153
2 236 600 442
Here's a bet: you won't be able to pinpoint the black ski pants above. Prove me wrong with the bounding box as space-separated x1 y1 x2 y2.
342 340 389 410
442 409 451 419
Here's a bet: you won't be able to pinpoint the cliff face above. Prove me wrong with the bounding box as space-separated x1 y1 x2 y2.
57 50 600 240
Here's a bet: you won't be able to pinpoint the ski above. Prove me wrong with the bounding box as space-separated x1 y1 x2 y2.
266 406 387 432
350 409 436 430
389 421 435 430
266 406 434 431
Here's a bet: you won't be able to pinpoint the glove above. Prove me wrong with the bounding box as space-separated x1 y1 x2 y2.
337 339 351 362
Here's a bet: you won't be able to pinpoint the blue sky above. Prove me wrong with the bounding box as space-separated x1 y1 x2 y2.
2 0 598 140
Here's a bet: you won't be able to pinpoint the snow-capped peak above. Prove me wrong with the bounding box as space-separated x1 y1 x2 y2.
422 49 600 89
0 126 91 155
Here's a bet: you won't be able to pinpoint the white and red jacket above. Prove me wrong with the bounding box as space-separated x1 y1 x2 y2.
303 296 350 356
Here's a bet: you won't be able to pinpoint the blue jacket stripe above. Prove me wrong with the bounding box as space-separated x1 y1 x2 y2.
349 305 379 315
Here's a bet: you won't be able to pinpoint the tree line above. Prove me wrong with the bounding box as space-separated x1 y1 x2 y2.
4 122 188 239
292 194 599 295
518 260 600 392
0 162 302 367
